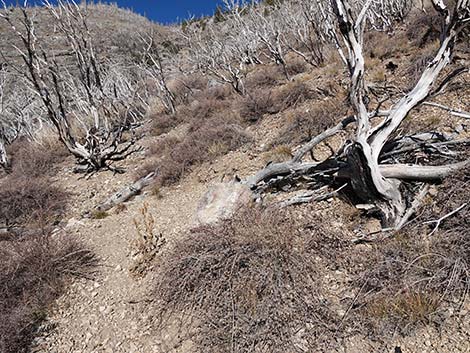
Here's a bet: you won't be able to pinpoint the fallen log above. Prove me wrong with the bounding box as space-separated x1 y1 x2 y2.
95 172 157 212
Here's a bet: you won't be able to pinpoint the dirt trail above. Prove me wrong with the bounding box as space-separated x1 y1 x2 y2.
33 167 208 353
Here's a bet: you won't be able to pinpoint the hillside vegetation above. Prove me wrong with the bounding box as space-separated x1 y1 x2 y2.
0 0 469 352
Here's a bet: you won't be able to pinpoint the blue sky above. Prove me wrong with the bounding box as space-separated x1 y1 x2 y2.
113 0 226 23
4 1 226 24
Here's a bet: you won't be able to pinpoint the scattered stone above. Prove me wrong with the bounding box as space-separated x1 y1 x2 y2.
197 180 253 225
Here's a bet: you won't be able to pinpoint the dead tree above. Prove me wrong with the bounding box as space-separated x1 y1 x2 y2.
246 2 290 79
0 68 40 169
141 34 177 115
279 0 326 67
183 21 248 95
0 1 142 174
222 0 264 66
0 67 9 168
245 0 470 229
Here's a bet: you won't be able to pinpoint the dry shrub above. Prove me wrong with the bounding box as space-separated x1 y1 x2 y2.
263 144 293 163
195 84 233 101
7 138 68 178
153 207 341 352
399 111 441 137
275 81 316 111
149 85 232 136
130 202 165 277
406 11 441 47
149 110 184 136
156 118 251 186
238 81 316 123
286 57 309 76
0 177 68 229
347 169 469 335
365 30 409 60
0 233 97 353
148 135 181 157
168 75 208 105
186 97 232 129
245 64 284 90
275 96 347 147
405 46 436 88
237 88 278 122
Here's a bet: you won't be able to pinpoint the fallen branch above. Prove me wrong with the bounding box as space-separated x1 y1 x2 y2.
396 184 430 230
292 115 355 163
379 159 470 181
95 172 157 212
279 183 347 207
423 202 468 236
423 102 470 119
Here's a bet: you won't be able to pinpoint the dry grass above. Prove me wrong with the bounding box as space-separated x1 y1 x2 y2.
245 64 285 90
347 169 469 335
149 86 233 136
130 203 165 277
139 113 252 185
406 10 441 48
285 56 309 76
238 81 316 123
90 210 109 220
155 118 251 186
6 138 68 178
263 144 293 163
152 207 342 353
365 30 410 61
275 95 348 147
0 177 68 229
0 232 97 353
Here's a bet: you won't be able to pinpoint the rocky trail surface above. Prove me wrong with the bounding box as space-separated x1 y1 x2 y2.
28 125 469 353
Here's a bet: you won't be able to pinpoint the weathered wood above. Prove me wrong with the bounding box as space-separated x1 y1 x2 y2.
380 159 470 181
292 115 355 163
423 102 470 119
96 172 156 212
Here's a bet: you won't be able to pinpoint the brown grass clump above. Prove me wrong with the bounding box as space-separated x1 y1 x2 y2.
263 144 293 163
238 81 316 123
285 57 309 76
152 207 341 353
130 202 165 277
7 138 68 178
365 30 410 60
149 110 184 136
155 118 251 186
406 11 441 48
138 113 251 185
237 88 278 122
90 210 109 220
275 96 348 147
149 84 233 136
0 233 97 353
0 177 68 229
347 169 469 335
274 81 316 111
245 64 284 90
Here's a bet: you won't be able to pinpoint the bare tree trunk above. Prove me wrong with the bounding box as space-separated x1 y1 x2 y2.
241 0 470 230
0 138 8 169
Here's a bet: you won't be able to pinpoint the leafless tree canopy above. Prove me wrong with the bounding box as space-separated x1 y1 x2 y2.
0 0 146 173
242 0 470 229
